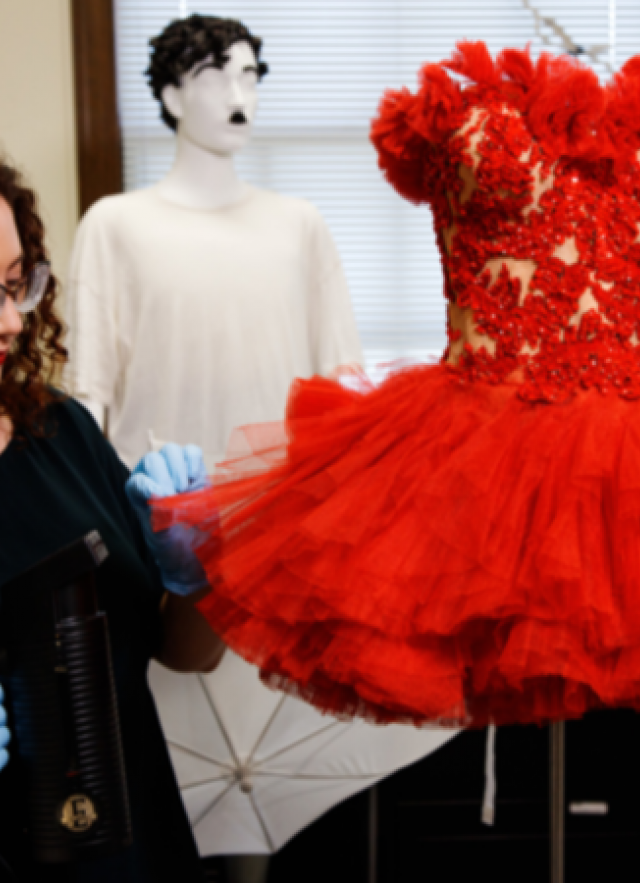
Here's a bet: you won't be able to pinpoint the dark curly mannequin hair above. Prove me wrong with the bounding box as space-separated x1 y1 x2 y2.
0 160 67 439
146 14 269 131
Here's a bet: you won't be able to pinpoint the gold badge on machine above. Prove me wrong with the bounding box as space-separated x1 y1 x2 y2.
59 794 98 832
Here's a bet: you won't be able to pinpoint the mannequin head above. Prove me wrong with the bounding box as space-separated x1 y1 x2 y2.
147 15 268 155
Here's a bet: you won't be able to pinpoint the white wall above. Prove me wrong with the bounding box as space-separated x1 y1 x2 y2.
0 0 78 281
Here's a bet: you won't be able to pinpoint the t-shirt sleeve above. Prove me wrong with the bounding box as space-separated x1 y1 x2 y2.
64 201 125 409
306 208 364 376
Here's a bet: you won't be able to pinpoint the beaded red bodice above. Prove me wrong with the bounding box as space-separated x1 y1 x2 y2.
371 43 640 402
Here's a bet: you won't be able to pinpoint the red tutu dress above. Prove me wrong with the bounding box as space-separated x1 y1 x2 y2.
154 43 640 728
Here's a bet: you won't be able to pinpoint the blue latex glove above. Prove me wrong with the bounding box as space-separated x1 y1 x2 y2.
0 684 11 771
126 444 210 596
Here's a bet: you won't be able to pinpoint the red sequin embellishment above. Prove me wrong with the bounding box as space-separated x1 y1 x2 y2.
371 42 640 403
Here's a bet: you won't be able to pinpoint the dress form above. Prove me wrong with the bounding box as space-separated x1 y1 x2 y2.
78 41 259 429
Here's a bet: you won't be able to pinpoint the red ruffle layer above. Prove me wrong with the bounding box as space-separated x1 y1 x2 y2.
153 366 640 728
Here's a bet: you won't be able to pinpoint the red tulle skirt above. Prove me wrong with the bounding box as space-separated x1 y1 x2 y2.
153 364 640 728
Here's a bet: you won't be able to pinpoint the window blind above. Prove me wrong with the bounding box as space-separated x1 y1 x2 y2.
114 1 640 370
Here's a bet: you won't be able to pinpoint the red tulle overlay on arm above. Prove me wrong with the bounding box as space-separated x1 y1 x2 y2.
152 366 640 728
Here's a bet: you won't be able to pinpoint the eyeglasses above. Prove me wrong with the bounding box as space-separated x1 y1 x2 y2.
0 262 51 316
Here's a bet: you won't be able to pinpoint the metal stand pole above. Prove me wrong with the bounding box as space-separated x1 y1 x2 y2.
549 721 565 883
368 784 378 883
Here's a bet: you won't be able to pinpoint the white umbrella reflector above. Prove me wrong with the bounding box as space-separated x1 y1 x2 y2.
149 651 458 855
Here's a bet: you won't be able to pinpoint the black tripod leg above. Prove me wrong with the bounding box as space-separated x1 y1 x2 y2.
550 721 565 883
368 784 378 883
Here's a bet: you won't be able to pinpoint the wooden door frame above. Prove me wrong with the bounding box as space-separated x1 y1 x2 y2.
71 0 123 216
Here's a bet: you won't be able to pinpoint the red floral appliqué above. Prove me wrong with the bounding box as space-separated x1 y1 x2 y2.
370 42 640 403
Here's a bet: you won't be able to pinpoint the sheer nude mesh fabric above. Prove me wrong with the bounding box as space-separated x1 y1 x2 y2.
441 101 640 400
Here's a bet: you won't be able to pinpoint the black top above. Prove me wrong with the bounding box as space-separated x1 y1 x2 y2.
0 396 204 883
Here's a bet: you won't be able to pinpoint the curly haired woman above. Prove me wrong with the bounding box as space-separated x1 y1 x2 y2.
0 158 222 881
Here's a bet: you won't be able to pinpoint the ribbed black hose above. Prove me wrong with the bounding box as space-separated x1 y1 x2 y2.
7 614 131 863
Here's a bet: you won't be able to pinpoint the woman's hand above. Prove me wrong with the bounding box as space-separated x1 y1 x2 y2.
125 444 210 596
126 444 226 672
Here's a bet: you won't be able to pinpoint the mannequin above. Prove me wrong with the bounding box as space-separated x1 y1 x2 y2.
66 15 362 465
64 14 363 881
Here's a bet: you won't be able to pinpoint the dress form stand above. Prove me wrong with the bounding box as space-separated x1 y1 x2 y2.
368 785 379 883
549 721 565 883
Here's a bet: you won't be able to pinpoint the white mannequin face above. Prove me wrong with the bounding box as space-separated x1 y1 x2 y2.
162 41 259 156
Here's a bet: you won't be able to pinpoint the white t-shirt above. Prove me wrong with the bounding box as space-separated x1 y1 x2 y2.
65 185 363 467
